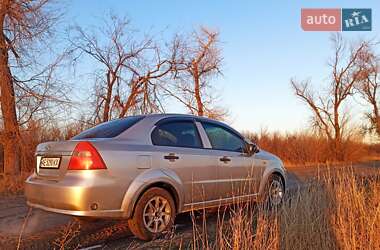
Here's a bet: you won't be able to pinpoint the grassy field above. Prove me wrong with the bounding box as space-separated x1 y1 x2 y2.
0 165 376 249
155 167 380 250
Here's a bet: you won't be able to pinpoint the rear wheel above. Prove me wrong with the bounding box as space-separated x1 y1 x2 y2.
128 187 176 240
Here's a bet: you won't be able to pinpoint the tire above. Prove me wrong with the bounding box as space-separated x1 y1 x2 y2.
262 174 285 210
128 187 176 241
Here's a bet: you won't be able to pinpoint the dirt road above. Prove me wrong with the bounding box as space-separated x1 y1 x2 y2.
0 161 379 249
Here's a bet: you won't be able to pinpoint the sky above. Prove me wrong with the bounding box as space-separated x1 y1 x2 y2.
64 1 379 132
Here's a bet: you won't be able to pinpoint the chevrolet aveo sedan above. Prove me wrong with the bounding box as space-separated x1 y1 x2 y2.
25 114 286 240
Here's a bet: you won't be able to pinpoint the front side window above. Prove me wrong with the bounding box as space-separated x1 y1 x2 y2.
202 122 245 152
151 121 202 148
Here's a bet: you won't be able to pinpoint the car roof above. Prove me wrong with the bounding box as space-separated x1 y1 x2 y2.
141 113 219 123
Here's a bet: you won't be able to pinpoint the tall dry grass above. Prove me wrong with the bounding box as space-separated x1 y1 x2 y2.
244 130 373 165
0 172 30 195
190 168 380 250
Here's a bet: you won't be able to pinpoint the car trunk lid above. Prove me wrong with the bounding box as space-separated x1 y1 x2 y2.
35 141 78 180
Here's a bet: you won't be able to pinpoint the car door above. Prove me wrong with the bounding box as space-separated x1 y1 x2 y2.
151 118 218 205
200 121 261 200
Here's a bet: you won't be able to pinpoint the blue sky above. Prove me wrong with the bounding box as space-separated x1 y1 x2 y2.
65 1 379 132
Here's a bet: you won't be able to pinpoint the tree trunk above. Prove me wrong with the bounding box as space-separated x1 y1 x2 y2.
102 71 114 122
0 11 21 174
118 82 140 118
192 62 204 116
333 105 342 161
373 104 380 137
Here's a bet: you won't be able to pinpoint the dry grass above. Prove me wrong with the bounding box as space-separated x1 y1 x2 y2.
0 172 30 196
244 130 374 165
52 220 81 250
2 167 378 249
189 168 380 250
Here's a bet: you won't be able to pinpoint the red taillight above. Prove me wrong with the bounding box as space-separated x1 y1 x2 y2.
68 142 107 170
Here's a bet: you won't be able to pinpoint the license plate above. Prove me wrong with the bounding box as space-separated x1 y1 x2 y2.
39 157 61 169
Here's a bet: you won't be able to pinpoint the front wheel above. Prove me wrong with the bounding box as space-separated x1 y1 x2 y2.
128 187 176 241
262 175 285 209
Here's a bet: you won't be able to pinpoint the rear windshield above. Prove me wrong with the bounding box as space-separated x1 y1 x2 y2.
72 116 145 139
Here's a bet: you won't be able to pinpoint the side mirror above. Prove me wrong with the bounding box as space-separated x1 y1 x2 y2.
246 143 260 156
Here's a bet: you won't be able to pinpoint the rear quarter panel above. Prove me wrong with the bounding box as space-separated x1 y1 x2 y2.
91 140 185 217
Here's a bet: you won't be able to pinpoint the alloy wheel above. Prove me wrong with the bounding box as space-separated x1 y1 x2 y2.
268 179 284 206
143 196 172 233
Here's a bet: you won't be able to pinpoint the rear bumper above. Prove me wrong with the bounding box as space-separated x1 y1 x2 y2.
25 172 128 218
26 201 124 217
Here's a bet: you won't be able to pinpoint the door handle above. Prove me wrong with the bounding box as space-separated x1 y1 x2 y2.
164 153 179 161
219 156 231 163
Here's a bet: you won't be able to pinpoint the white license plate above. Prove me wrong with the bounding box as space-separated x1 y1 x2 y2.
39 157 61 169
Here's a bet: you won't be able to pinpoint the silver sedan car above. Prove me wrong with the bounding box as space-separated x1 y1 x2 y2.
25 114 286 240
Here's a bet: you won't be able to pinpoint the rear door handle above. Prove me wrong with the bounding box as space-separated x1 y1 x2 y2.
164 153 179 161
219 156 231 163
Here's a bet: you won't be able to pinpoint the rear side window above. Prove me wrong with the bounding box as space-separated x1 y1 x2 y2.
151 121 202 148
201 122 245 152
72 116 144 139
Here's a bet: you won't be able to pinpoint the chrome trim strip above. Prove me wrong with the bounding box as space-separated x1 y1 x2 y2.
189 178 256 184
182 193 259 211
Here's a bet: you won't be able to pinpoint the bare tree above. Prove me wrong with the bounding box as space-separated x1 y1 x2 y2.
0 0 68 174
355 43 380 137
69 14 175 124
167 27 226 120
290 34 367 160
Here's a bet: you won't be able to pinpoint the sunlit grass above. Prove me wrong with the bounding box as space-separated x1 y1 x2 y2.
188 167 380 250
